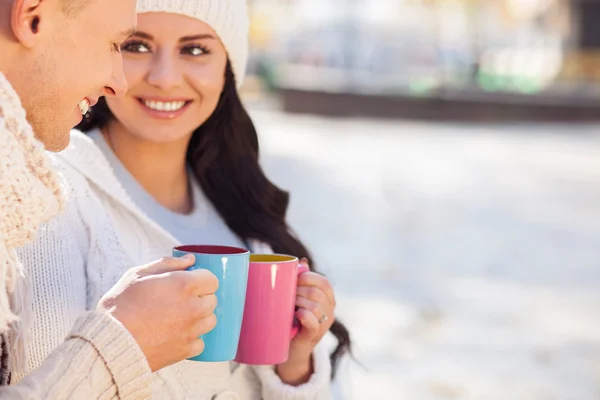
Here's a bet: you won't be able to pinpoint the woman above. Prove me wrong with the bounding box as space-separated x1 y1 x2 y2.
16 0 351 398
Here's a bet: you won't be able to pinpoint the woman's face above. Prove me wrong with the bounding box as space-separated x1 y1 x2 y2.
105 12 228 144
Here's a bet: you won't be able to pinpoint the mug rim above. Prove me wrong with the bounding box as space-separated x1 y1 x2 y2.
174 245 250 255
250 254 298 264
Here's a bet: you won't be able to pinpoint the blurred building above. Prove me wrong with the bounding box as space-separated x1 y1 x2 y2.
244 0 600 121
566 0 600 83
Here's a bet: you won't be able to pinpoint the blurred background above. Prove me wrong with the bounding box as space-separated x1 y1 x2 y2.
240 0 600 399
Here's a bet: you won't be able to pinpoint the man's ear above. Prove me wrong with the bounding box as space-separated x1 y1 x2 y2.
11 0 45 48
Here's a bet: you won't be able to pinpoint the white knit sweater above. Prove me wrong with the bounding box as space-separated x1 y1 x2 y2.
0 72 153 398
15 130 332 400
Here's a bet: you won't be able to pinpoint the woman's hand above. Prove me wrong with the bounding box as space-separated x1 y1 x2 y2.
276 258 336 386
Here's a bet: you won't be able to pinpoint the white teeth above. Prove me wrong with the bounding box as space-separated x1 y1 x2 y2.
143 100 186 112
78 99 90 116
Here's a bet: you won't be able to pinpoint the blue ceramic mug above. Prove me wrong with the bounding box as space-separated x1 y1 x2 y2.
173 245 250 362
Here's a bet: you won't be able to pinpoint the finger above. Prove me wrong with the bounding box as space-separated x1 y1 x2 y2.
195 313 217 336
296 286 328 304
188 338 206 359
192 294 218 318
157 270 218 300
297 272 335 306
295 308 320 341
300 258 311 271
137 255 196 276
295 296 324 321
184 269 219 295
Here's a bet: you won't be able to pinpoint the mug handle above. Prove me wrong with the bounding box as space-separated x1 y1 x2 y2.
290 264 310 339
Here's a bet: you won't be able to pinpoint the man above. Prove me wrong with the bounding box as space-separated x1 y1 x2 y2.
0 0 219 397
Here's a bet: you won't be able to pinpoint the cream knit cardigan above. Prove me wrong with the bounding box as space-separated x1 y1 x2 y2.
0 72 153 398
14 129 333 400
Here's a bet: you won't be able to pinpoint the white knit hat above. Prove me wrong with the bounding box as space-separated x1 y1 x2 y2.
136 0 249 88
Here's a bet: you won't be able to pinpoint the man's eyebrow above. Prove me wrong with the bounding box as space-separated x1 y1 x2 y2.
121 28 137 39
132 31 153 40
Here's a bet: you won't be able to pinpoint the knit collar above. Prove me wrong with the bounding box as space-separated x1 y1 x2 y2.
57 128 182 249
57 128 271 254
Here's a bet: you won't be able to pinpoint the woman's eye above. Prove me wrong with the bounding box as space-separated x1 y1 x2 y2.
183 46 208 56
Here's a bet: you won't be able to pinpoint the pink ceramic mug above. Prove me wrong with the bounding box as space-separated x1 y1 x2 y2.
234 254 309 365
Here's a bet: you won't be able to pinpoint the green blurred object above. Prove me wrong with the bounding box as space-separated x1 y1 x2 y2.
409 78 437 96
478 70 543 94
256 59 277 92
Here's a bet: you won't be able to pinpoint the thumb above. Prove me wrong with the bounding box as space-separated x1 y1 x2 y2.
137 255 196 276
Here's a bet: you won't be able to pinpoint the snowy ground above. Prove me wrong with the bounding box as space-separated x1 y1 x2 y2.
251 109 600 400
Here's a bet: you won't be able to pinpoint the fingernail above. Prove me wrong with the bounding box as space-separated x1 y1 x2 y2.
183 254 195 260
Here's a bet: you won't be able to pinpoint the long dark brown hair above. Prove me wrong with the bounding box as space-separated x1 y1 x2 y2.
77 60 351 376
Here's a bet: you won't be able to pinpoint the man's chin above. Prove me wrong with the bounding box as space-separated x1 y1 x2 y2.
45 142 69 153
34 128 71 153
